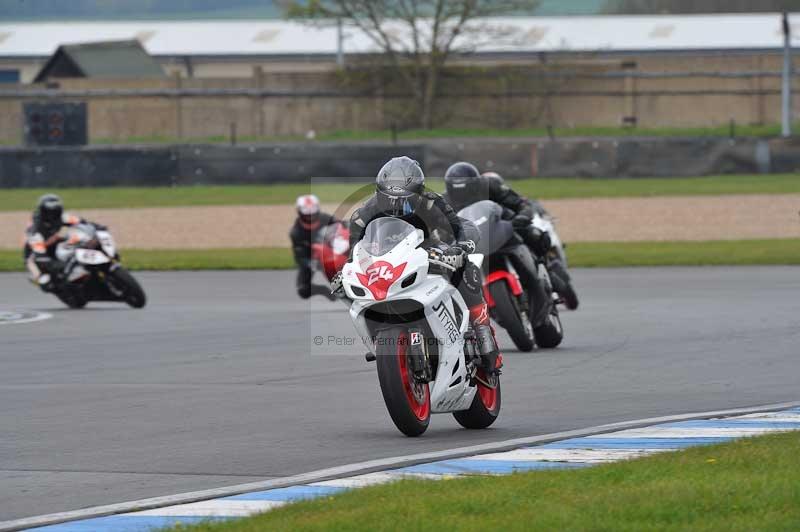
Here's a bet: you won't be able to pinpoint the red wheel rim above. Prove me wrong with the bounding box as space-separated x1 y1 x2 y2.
397 332 430 421
476 369 498 412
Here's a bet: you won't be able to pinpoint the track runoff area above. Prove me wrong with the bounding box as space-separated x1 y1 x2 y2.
1 265 799 529
6 403 799 531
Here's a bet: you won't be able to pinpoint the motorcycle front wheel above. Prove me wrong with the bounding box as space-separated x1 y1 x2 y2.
549 261 579 311
108 267 147 309
488 281 534 352
534 310 564 349
375 327 430 437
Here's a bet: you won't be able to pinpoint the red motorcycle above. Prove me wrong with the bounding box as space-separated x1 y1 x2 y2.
310 222 350 282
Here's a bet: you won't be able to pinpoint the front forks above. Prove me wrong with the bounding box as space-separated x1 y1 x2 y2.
407 326 432 382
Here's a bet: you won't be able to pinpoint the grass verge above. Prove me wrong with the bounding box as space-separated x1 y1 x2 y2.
567 239 800 267
163 431 800 531
2 175 799 212
90 123 799 144
2 240 799 272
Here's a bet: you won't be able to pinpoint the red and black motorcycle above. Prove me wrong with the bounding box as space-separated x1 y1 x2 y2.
310 221 350 283
458 201 563 351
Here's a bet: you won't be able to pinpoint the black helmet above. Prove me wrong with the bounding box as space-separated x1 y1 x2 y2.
375 156 425 216
444 162 484 208
35 194 64 232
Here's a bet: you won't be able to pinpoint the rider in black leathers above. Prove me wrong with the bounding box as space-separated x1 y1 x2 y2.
290 194 340 300
331 156 501 375
443 162 553 327
23 194 101 292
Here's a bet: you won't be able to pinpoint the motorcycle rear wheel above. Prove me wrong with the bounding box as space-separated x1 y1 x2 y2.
488 282 534 352
56 288 87 309
375 327 430 437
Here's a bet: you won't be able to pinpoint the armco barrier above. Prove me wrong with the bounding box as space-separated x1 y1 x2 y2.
175 144 425 185
0 146 176 188
0 137 793 188
0 144 425 188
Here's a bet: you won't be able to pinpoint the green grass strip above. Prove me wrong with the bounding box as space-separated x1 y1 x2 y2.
1 175 799 212
90 123 800 144
567 239 800 267
2 240 799 272
163 431 800 531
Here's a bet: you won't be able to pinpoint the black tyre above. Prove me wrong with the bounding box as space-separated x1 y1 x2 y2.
453 371 501 429
559 281 579 311
109 267 147 309
55 289 88 309
375 327 430 437
549 262 579 311
488 281 534 352
534 310 563 349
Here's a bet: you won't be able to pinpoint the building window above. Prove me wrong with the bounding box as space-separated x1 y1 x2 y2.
0 69 20 83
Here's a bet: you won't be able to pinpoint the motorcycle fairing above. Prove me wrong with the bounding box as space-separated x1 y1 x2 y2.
344 220 478 414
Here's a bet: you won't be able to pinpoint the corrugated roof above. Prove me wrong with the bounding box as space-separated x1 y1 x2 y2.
1 14 798 59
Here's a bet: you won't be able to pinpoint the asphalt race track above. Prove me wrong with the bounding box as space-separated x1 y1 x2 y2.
1 267 799 521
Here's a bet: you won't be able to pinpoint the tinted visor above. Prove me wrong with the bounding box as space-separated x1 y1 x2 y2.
376 188 419 216
40 205 63 226
300 213 320 225
446 175 480 208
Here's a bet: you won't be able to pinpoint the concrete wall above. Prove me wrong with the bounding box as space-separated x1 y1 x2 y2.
1 51 800 144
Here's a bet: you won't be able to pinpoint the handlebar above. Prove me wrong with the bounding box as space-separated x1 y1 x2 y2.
428 258 457 273
427 248 457 273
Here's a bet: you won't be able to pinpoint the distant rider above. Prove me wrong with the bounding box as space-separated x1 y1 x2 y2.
443 162 553 327
290 194 341 300
331 156 501 376
23 194 101 291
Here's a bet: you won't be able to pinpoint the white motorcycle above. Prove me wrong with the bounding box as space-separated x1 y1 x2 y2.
341 218 500 437
42 223 147 309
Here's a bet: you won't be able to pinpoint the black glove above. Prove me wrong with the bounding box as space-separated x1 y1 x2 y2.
93 223 108 231
512 214 532 231
530 228 552 257
330 271 345 297
441 246 466 269
457 240 476 255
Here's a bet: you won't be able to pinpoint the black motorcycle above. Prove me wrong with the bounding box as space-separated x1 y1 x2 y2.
458 201 563 351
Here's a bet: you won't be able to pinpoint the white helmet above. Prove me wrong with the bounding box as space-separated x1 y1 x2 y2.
296 194 321 229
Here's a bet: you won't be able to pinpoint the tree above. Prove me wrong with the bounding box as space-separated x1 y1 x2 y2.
604 0 800 14
285 0 540 129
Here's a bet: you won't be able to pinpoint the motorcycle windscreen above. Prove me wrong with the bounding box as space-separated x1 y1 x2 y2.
361 218 416 257
457 200 514 256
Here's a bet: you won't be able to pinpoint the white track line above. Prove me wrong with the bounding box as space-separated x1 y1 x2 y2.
131 500 284 518
0 310 52 325
464 448 665 463
593 427 793 438
312 471 447 488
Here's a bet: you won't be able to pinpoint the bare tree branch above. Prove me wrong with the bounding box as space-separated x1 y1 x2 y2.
286 0 540 128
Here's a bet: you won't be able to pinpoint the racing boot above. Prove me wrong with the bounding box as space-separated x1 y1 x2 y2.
469 303 502 376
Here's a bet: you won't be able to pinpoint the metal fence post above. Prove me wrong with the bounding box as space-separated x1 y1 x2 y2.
782 12 793 138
